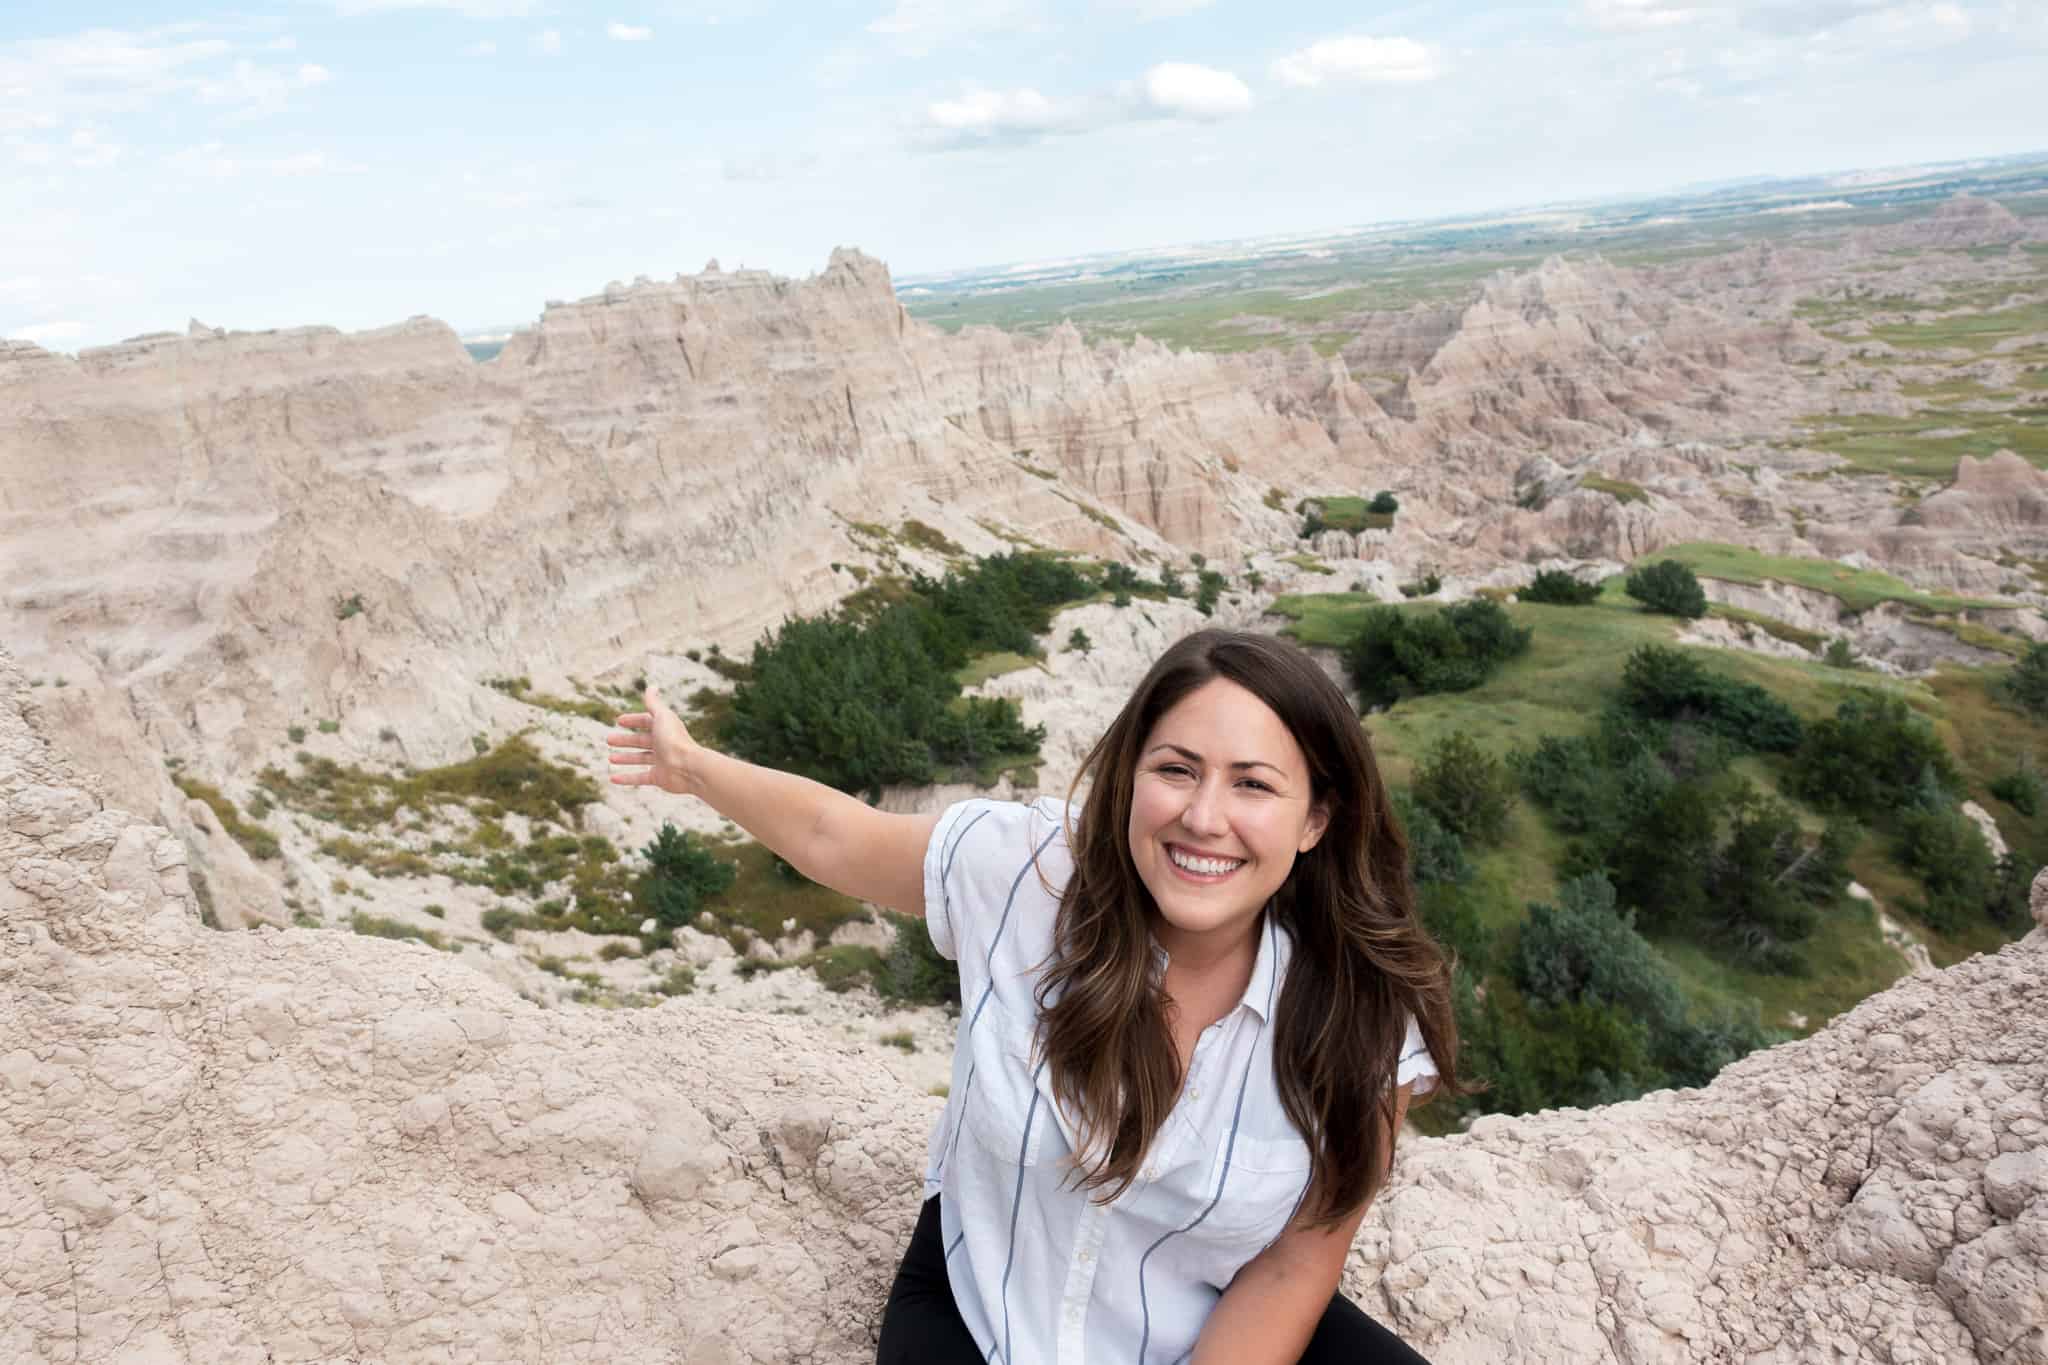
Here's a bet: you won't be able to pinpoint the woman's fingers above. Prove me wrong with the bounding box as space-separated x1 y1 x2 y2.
609 751 654 765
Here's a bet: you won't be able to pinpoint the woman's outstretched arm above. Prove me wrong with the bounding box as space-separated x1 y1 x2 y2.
607 685 938 917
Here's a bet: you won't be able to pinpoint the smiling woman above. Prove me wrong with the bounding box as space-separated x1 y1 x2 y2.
607 628 1462 1364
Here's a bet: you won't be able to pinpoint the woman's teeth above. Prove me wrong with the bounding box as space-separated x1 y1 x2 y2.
1169 847 1244 877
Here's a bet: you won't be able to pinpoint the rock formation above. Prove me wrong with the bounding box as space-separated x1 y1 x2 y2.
5 649 2045 1364
0 242 1980 834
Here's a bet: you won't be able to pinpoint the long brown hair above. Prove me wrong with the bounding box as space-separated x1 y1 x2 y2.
1032 628 1461 1225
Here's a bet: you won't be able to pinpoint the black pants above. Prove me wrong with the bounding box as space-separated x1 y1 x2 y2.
878 1194 1430 1364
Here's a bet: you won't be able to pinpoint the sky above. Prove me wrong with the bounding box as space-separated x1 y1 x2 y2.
3 0 2045 349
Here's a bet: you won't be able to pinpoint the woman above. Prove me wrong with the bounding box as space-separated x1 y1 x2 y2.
608 628 1459 1364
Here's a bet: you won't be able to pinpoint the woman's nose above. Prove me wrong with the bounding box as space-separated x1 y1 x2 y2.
1181 780 1229 836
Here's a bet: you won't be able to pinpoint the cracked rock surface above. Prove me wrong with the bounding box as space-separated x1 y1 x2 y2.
3 647 2044 1363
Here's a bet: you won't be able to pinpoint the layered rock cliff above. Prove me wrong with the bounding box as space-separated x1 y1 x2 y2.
4 651 2044 1364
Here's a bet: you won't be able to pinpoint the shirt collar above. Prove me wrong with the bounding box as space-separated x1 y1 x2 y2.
1147 907 1285 1024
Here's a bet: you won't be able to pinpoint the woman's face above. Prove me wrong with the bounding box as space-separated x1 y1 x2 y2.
1127 677 1329 949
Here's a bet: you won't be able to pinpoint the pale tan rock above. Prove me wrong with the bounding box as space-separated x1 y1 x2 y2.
6 648 2047 1362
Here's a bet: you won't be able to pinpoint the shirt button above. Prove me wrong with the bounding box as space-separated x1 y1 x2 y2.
1078 1249 1093 1265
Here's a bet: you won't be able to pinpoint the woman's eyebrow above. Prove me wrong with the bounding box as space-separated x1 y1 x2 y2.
1144 742 1286 776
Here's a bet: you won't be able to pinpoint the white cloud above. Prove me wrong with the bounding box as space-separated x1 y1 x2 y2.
1271 35 1439 86
163 143 352 179
1580 0 1710 30
194 58 335 116
465 39 499 56
607 22 654 41
0 27 234 120
1928 2 1972 34
10 320 86 345
867 0 1044 57
926 87 1081 137
330 0 539 16
69 128 121 168
1100 0 1215 17
532 29 563 55
918 63 1250 149
1135 62 1252 117
268 36 299 52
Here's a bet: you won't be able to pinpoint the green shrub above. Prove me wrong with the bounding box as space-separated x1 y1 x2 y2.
1619 645 1803 753
1343 600 1532 710
1519 569 1602 606
1516 874 1685 1034
1416 879 1493 972
1824 637 1857 669
1789 694 1960 819
1398 573 1442 599
1989 767 2042 817
654 965 696 996
1369 490 1399 515
1625 560 1708 619
481 907 540 941
1194 569 1226 617
1413 731 1516 847
1999 642 2048 719
1892 806 1996 931
334 593 365 621
635 823 736 934
317 720 340 735
1067 628 1092 655
1391 789 1471 887
287 725 306 744
724 552 1082 796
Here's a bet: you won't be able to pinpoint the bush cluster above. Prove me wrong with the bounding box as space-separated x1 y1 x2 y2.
724 552 1089 796
1457 872 1775 1114
1625 560 1708 619
1343 600 1532 710
1619 645 1803 753
1519 569 1603 606
1515 703 1849 971
635 822 736 937
1999 643 2048 719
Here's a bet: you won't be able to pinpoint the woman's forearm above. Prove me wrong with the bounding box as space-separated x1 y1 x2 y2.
677 746 869 886
1189 1262 1327 1365
671 745 937 914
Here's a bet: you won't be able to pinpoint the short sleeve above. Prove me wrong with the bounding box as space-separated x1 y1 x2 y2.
919 797 1069 972
1396 1010 1439 1097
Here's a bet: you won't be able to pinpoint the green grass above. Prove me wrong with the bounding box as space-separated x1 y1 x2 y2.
172 776 281 861
1796 409 2048 477
1269 587 2036 1029
1579 474 1649 505
1865 298 2048 353
955 651 1042 689
1299 496 1395 532
697 839 873 948
350 913 448 951
487 676 620 725
1280 554 1335 576
1643 542 2012 614
1708 604 1827 653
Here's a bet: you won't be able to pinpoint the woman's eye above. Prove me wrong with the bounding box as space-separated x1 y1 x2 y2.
1240 779 1273 793
1158 763 1194 778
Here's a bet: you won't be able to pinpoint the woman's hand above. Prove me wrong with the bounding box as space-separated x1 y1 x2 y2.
607 685 701 797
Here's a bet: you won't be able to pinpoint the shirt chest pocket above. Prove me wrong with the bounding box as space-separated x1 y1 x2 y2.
1188 1134 1311 1243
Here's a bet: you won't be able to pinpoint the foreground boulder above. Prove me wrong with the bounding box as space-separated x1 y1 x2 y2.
3 651 2043 1363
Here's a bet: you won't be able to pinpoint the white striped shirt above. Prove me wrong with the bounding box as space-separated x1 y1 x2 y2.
920 796 1439 1365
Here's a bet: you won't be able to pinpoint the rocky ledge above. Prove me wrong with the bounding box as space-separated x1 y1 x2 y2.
2 647 2043 1363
